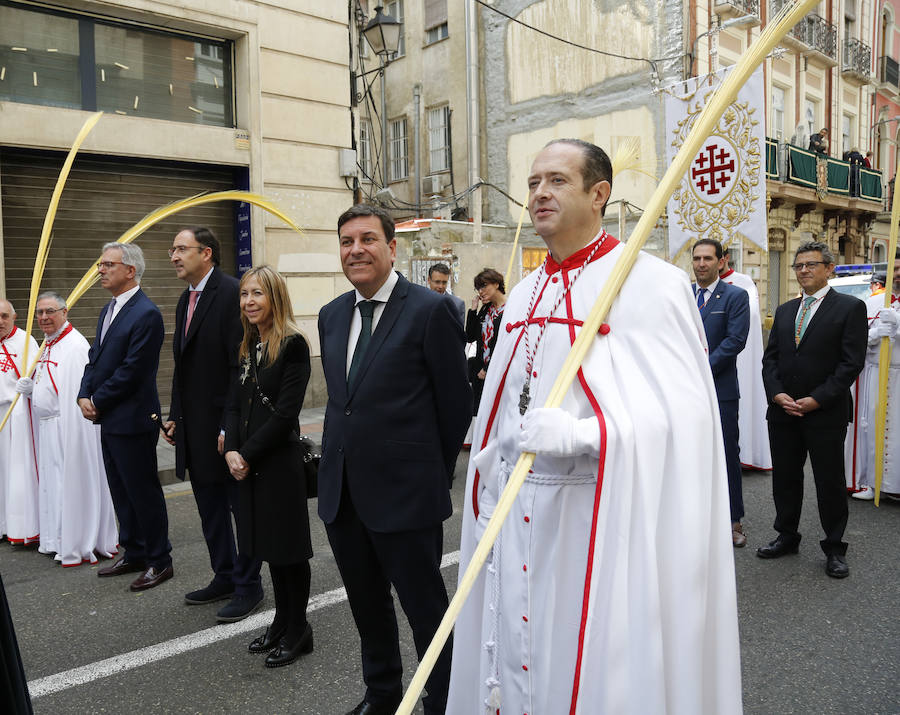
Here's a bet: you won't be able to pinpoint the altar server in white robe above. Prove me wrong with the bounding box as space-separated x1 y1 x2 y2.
720 251 772 470
15 292 117 564
0 299 40 544
850 258 900 500
447 140 742 715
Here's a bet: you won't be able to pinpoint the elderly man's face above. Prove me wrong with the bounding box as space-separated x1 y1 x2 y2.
36 297 67 336
0 301 15 340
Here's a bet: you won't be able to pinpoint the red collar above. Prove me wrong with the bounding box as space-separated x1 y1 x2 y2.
47 323 74 347
544 231 619 275
720 268 735 279
1 326 17 342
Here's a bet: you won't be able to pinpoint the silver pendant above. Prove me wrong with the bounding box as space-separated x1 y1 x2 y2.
518 377 531 415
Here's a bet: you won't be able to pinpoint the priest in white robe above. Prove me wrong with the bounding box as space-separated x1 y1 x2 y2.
0 299 40 544
850 258 900 500
15 292 117 565
447 140 742 715
720 253 772 470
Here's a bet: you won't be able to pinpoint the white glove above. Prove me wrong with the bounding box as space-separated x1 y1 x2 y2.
871 310 900 340
518 407 600 458
15 377 34 396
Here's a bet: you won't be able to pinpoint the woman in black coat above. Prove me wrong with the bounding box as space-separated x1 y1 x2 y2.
465 267 507 414
224 265 313 669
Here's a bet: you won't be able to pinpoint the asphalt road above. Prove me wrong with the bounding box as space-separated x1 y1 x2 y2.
3 457 898 714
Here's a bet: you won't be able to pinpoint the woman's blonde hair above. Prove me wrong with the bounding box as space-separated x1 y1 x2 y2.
238 265 299 367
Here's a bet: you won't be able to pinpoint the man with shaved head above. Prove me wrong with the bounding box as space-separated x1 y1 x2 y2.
15 292 117 565
0 298 40 544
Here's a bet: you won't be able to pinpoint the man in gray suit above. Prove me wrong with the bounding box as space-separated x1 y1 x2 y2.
427 263 465 326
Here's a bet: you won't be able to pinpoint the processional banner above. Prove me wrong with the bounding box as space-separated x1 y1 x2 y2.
664 66 767 259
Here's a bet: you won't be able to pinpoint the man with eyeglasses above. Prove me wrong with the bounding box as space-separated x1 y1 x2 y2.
161 227 263 622
14 292 117 565
759 241 866 579
78 243 172 591
0 298 39 545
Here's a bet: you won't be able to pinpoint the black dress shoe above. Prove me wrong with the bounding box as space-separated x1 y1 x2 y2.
346 696 403 715
264 624 313 668
248 626 286 654
129 565 174 591
97 557 146 577
825 553 849 579
184 582 234 605
216 593 264 623
756 536 800 559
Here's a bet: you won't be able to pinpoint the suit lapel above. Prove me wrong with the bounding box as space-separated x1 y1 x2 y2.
183 268 219 349
798 289 835 348
348 275 408 398
329 292 355 401
94 290 141 357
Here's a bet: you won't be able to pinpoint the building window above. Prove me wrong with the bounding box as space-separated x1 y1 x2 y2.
424 0 448 45
0 3 233 127
428 105 451 173
359 119 374 182
772 86 785 141
386 1 405 58
805 99 818 138
425 23 449 45
842 114 852 156
389 117 408 182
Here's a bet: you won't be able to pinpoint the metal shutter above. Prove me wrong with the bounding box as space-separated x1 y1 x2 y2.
1 148 238 414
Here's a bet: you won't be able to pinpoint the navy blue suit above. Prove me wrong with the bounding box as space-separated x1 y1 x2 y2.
169 267 261 597
79 288 170 569
318 273 471 713
695 279 750 522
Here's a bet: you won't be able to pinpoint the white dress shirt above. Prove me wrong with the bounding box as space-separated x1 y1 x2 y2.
110 284 140 322
796 284 830 324
696 277 720 306
345 270 399 378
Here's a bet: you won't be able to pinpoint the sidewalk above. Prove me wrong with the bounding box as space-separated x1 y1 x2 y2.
157 405 326 485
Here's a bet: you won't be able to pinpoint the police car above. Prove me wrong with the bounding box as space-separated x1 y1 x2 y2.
828 263 887 300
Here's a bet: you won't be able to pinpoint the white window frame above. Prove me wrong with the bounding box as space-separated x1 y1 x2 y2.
805 99 818 138
389 117 409 182
842 114 853 155
386 0 405 58
428 105 451 173
772 86 785 141
359 119 373 182
425 22 448 46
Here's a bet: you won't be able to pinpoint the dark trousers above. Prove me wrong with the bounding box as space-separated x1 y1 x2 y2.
192 479 262 597
101 430 171 569
768 420 849 555
325 485 451 714
719 398 744 522
269 561 311 644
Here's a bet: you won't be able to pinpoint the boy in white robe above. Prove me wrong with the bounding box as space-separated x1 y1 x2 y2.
16 293 117 564
447 140 741 715
0 299 40 544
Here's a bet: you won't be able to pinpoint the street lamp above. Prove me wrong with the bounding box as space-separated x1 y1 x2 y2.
360 5 402 187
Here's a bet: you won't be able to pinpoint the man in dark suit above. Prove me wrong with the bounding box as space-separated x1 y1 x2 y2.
162 227 262 622
318 205 472 715
759 240 867 578
692 239 750 547
427 262 465 325
78 243 172 591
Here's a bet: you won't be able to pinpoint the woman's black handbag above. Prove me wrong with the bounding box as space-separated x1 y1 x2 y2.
249 346 320 499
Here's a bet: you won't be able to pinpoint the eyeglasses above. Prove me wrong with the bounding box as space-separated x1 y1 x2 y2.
791 261 827 271
97 261 125 270
168 245 205 258
35 308 63 316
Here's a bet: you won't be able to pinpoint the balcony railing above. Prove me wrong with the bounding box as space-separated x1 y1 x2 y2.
781 141 883 200
842 38 871 80
770 1 837 60
714 0 760 18
879 55 899 89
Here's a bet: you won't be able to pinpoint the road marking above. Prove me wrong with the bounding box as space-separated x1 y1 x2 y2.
27 550 461 699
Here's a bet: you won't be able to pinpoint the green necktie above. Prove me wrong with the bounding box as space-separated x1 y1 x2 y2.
794 296 816 345
348 300 376 387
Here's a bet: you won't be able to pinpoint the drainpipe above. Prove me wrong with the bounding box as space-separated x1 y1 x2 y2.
414 83 422 217
466 0 482 243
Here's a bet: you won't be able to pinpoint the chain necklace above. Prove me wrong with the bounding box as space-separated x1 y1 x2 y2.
518 232 608 415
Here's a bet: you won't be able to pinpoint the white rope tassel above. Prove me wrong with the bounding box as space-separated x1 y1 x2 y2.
482 461 511 713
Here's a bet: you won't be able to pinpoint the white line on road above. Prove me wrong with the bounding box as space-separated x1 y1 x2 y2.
27 550 461 699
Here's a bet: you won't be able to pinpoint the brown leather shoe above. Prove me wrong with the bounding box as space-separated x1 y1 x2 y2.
732 522 747 548
130 565 174 591
97 557 146 577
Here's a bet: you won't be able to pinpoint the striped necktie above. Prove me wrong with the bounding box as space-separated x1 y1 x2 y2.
696 287 706 309
794 296 816 345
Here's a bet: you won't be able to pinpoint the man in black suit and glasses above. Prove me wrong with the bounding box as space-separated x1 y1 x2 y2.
162 227 263 622
318 204 471 715
758 240 867 578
